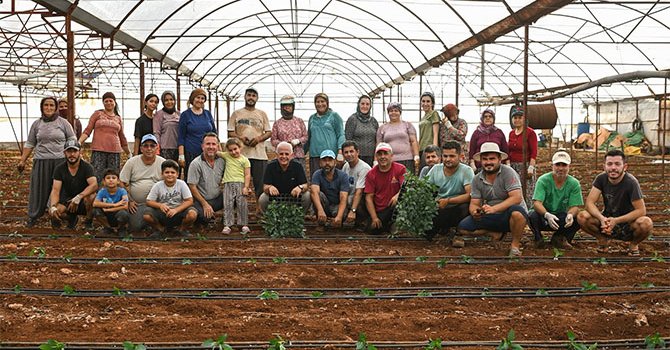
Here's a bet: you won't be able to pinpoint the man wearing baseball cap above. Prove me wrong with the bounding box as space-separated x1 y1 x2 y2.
363 142 406 234
48 140 98 229
529 150 583 249
271 95 308 172
457 142 528 256
310 149 351 228
228 86 271 200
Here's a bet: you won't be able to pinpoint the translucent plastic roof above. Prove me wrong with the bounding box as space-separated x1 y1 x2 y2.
2 0 670 106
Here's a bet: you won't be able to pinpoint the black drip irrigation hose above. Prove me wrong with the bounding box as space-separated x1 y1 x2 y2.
1 338 668 349
2 286 669 300
1 255 667 265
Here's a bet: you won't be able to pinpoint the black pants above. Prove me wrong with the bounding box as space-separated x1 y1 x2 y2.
528 210 580 242
426 203 469 237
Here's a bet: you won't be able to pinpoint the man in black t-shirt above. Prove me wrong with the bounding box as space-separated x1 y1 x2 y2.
49 140 98 229
258 142 311 212
577 149 653 256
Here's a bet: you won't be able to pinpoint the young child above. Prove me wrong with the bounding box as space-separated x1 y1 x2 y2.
143 159 198 238
218 138 251 234
92 168 130 237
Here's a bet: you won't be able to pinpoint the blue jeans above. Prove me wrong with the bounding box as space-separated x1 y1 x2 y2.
528 210 580 242
458 205 528 232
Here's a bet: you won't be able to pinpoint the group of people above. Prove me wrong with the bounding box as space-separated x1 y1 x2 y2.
18 90 654 255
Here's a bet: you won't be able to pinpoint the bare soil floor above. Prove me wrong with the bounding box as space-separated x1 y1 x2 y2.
1 149 670 348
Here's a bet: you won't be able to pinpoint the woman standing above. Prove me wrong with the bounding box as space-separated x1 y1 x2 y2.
418 92 440 169
270 95 308 170
345 95 378 167
439 103 468 153
18 97 76 227
508 106 538 207
134 93 159 156
306 93 345 178
376 102 419 173
178 88 216 181
468 108 508 172
153 91 180 162
79 92 131 183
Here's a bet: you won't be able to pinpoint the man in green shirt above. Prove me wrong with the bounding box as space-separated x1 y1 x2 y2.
529 150 583 249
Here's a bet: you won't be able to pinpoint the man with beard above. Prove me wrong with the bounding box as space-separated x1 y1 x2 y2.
228 87 271 200
187 132 226 225
271 95 308 172
259 142 311 212
577 149 652 256
364 143 405 234
529 150 583 249
120 134 165 232
341 140 371 228
58 98 83 139
425 141 475 245
458 142 527 256
48 140 97 229
310 150 350 228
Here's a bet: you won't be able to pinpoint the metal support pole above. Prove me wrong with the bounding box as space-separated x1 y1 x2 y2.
615 101 619 134
570 94 574 153
208 89 212 113
419 74 423 119
19 85 23 144
175 70 181 111
66 1 77 129
139 59 145 116
595 86 600 169
662 79 667 185
455 57 460 106
215 92 220 133
521 25 529 199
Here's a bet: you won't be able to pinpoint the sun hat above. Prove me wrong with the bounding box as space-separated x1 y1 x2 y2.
552 151 571 165
473 142 508 161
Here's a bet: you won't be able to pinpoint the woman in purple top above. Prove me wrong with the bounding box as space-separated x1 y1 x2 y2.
153 91 180 162
178 88 216 181
468 108 508 172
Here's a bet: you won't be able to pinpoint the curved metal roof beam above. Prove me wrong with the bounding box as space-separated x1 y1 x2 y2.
388 0 448 50
437 0 476 36
201 37 390 89
193 25 397 85
223 59 371 98
108 0 145 43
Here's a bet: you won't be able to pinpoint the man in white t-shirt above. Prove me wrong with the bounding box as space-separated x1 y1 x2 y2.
120 134 165 232
227 87 271 200
341 140 371 229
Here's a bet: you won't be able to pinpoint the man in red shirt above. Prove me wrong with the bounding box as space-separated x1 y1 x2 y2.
364 143 406 234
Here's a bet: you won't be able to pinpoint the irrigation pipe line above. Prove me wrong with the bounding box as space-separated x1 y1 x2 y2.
1 255 667 265
2 286 669 300
1 338 669 349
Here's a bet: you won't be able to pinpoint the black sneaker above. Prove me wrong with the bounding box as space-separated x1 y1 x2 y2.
84 218 94 231
26 218 37 228
100 227 115 236
177 229 192 238
66 215 79 229
117 227 128 238
51 218 62 229
148 230 162 239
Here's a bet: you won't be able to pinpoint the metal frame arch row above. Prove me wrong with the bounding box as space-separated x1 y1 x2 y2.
191 21 401 85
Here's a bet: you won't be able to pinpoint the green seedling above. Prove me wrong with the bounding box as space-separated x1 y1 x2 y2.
267 335 286 350
580 280 598 292
416 256 427 262
640 282 656 288
246 258 257 264
122 341 147 350
566 330 597 350
356 332 377 350
62 253 72 263
650 252 666 263
48 234 59 239
7 253 18 261
262 201 305 238
39 339 65 350
258 289 279 300
417 290 432 297
436 258 447 268
535 289 548 296
424 338 443 350
97 257 111 264
461 255 474 264
552 248 564 260
121 235 134 242
311 291 324 298
13 284 22 294
394 173 438 238
362 258 376 263
340 258 355 263
29 246 46 259
592 257 607 265
496 329 523 350
273 257 287 264
200 291 211 297
644 332 666 349
8 232 23 238
360 288 376 297
62 285 77 296
182 258 193 265
481 288 492 296
202 334 234 350
196 233 208 241
112 287 126 296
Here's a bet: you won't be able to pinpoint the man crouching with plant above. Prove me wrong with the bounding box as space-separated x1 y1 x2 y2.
363 143 405 234
457 142 528 257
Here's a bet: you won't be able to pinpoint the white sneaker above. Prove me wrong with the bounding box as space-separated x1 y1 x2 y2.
241 226 251 234
221 226 231 234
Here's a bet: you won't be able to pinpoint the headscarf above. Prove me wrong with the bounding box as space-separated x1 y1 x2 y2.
314 93 329 115
477 108 498 135
279 95 295 119
58 97 68 118
161 91 177 114
188 88 207 106
40 96 59 122
355 95 372 123
441 103 459 122
101 91 120 116
386 101 402 113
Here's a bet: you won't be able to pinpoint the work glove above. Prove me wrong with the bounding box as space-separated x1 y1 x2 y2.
544 212 559 230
